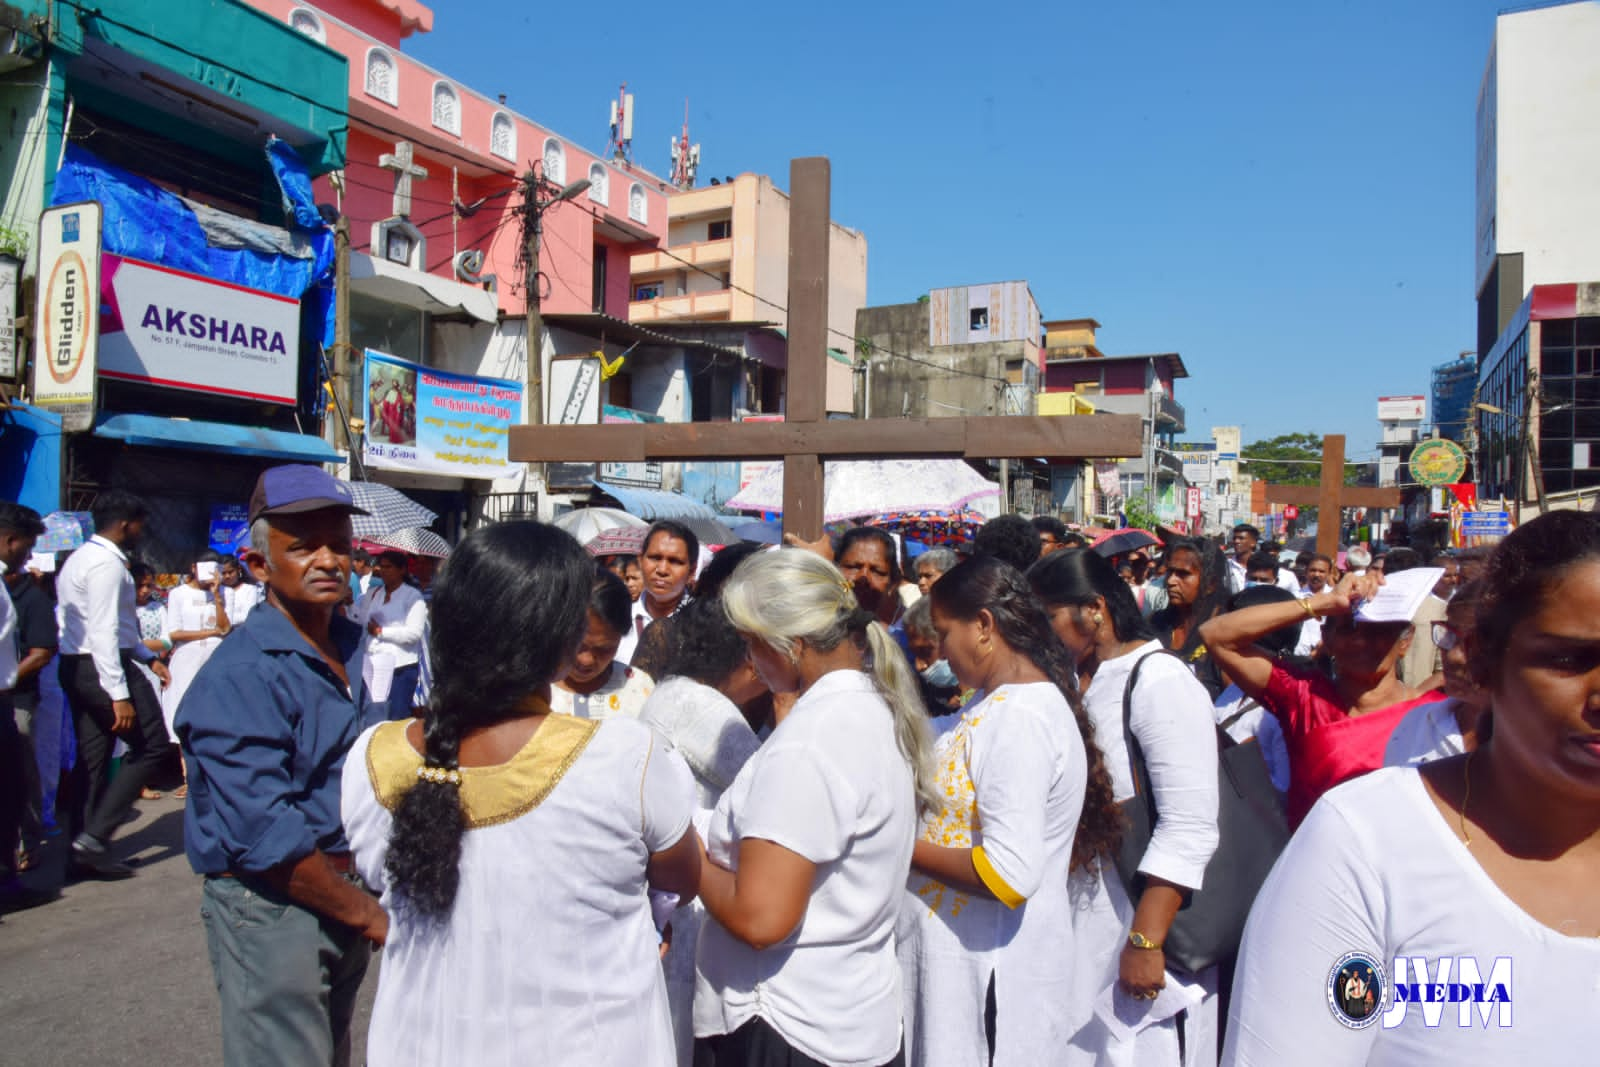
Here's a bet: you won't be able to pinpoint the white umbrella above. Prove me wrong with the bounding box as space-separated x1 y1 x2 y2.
726 459 1001 523
552 507 648 543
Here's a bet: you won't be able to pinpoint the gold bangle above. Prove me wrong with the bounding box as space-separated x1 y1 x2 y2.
1128 931 1163 951
1299 596 1319 620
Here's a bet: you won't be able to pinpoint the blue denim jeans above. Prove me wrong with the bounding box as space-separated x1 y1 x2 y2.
200 876 371 1067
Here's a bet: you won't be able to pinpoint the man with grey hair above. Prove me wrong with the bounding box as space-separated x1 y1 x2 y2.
178 465 387 1066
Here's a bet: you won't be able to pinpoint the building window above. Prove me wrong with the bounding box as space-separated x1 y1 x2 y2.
708 219 732 241
587 162 609 206
365 48 398 107
592 243 608 314
288 7 326 42
490 112 516 162
431 82 460 135
542 138 565 185
634 283 663 302
970 307 990 331
628 182 647 224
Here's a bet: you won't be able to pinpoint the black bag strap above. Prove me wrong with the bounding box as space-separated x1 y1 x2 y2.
1120 649 1182 802
1216 696 1260 735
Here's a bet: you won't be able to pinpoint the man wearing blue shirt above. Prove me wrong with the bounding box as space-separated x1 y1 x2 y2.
178 466 389 1066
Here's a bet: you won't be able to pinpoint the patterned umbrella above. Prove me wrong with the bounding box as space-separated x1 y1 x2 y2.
347 481 437 540
366 526 452 559
586 526 649 558
36 511 92 553
865 508 987 546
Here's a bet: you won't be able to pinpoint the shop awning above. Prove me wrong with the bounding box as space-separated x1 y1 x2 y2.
94 414 343 464
589 479 722 520
351 253 500 324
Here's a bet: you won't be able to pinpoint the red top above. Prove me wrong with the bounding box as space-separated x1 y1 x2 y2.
1261 664 1435 829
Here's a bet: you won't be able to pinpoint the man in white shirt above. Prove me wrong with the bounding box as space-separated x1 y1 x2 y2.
1294 553 1334 655
351 550 427 719
57 490 171 878
1226 524 1262 593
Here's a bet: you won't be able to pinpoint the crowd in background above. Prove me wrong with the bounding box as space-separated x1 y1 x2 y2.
3 470 1596 1066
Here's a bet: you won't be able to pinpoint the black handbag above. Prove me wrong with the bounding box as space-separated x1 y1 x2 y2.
1112 651 1290 974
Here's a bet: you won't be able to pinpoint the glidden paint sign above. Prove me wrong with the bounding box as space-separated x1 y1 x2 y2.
98 255 300 405
32 202 102 430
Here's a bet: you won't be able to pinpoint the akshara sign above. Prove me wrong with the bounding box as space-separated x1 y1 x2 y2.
98 255 300 404
32 202 102 430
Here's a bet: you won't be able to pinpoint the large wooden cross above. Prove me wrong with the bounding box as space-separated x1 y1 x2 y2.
509 158 1144 540
1250 434 1401 558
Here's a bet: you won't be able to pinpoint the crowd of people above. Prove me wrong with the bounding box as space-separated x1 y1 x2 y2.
2 465 1597 1065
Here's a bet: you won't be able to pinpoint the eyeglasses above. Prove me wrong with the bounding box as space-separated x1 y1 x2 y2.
1431 621 1462 652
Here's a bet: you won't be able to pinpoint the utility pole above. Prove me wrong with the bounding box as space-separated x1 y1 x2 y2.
521 167 545 427
329 214 363 476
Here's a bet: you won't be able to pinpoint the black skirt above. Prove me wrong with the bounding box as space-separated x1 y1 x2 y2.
694 1016 906 1067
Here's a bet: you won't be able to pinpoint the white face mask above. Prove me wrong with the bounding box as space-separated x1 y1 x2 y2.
922 659 958 689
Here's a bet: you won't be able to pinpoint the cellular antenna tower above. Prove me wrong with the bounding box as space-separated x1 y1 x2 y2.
608 83 634 165
670 100 700 190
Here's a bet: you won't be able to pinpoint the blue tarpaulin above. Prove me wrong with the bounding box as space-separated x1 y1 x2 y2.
51 140 337 346
93 413 341 464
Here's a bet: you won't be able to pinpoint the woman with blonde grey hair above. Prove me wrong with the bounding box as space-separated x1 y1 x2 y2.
694 548 937 1067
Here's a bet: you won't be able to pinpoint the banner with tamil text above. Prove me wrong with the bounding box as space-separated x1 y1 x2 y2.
363 349 522 479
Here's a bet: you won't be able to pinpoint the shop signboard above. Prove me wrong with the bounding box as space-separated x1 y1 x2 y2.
208 504 250 555
0 254 18 380
363 349 522 479
98 254 300 404
32 202 102 430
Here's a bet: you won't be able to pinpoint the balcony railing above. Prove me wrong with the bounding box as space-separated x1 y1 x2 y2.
629 289 734 322
630 238 733 276
1156 394 1186 433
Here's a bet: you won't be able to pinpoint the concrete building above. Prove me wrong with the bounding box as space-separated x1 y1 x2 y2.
629 173 866 413
1041 318 1188 524
1 0 349 563
1474 1 1600 511
1430 352 1479 443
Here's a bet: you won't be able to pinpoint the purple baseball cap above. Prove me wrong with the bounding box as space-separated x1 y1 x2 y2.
248 465 369 525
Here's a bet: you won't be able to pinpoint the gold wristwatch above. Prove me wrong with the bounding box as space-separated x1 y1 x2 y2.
1128 931 1163 951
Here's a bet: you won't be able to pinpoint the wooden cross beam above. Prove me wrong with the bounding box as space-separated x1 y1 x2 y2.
1250 434 1401 559
509 157 1144 540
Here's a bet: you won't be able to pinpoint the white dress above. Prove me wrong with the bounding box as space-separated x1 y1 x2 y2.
639 677 763 1067
695 669 916 1067
342 714 695 1067
162 584 221 742
552 661 656 720
1224 767 1600 1065
1067 641 1222 1067
897 681 1087 1066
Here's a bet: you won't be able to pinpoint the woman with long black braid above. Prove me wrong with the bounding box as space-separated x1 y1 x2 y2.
342 522 701 1065
898 555 1123 1065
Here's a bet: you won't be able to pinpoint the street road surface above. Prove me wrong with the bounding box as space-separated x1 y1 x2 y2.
0 796 380 1064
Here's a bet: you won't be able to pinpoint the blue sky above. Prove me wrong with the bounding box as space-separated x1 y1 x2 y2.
411 0 1514 457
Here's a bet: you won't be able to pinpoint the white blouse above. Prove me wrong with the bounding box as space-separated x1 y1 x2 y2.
353 582 428 668
551 661 656 721
898 682 1087 1065
695 670 916 1067
1224 767 1600 1065
1383 697 1468 768
343 715 695 1067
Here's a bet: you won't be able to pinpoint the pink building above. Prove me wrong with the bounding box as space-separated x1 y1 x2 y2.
245 0 674 518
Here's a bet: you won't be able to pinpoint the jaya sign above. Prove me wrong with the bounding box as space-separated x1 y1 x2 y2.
32 202 102 430
363 349 522 479
98 255 300 404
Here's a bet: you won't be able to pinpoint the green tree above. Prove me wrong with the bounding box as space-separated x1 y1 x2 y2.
1122 496 1160 531
1242 433 1360 488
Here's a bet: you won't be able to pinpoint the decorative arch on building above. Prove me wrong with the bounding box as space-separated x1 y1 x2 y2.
542 137 566 185
365 47 398 107
490 112 517 162
587 162 609 206
628 181 647 224
288 6 326 42
431 81 461 136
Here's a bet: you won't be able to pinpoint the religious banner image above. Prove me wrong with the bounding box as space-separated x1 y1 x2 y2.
363 349 522 479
